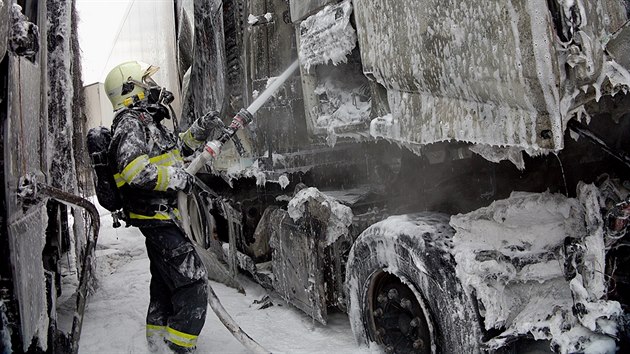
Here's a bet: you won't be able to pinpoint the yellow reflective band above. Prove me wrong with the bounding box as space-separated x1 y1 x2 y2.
122 91 146 107
150 152 172 165
166 327 197 348
167 337 195 348
128 209 180 221
149 150 182 167
129 212 171 220
114 173 126 187
181 130 203 149
121 155 150 183
155 166 169 191
146 324 166 337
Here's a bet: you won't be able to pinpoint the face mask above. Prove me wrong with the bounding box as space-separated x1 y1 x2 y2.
127 77 174 107
147 86 175 106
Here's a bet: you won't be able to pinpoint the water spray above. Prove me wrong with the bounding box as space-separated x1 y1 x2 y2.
184 59 299 175
177 59 300 354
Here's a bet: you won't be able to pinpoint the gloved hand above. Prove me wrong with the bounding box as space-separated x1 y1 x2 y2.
197 110 221 130
170 168 195 194
181 111 222 152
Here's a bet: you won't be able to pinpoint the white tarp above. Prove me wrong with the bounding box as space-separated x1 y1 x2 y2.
78 0 181 116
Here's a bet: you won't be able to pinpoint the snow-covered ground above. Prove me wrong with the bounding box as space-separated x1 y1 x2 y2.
59 205 368 353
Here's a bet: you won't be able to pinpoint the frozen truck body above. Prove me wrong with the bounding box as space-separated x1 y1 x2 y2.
176 0 630 352
1 1 92 352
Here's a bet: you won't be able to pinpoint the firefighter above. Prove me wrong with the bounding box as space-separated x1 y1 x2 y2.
104 61 218 353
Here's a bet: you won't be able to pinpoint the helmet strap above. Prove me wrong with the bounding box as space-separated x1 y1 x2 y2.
122 91 146 107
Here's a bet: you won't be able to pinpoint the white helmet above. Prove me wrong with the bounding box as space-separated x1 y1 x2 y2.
104 61 160 110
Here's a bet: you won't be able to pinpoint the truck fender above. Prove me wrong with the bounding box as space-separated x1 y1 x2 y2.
345 213 482 353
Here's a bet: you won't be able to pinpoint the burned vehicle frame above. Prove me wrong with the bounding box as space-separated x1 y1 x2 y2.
175 0 630 352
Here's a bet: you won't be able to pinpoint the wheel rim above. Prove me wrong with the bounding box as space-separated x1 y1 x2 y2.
367 271 434 354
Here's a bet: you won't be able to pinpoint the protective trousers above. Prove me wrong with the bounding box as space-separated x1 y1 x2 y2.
140 224 208 352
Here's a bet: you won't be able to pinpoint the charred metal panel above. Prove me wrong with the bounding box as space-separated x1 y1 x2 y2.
296 2 371 139
355 0 629 154
323 232 353 312
7 206 48 349
269 209 328 324
47 0 78 192
354 0 563 151
176 0 195 81
245 0 307 155
0 1 8 59
289 0 338 23
606 22 630 69
4 2 49 348
180 0 227 127
5 20 46 225
606 21 630 70
223 0 247 112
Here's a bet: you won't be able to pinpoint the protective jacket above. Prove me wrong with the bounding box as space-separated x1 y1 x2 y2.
108 102 217 227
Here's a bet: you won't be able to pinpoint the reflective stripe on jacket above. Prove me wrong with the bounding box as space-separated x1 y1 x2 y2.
109 106 188 225
114 150 184 191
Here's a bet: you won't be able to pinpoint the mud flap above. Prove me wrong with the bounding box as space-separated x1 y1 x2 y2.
191 240 244 294
268 209 328 324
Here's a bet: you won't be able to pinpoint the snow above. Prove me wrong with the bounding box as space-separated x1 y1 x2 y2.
313 77 371 146
287 187 354 246
468 144 526 170
450 189 621 353
278 174 289 190
61 203 363 353
220 152 299 188
298 0 357 72
247 13 272 25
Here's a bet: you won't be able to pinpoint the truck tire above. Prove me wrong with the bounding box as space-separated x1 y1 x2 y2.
346 213 482 353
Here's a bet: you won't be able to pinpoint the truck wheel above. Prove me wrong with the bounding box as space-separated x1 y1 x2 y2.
346 213 482 353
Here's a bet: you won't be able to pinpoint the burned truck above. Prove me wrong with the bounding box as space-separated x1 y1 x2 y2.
1 1 96 353
176 0 630 353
